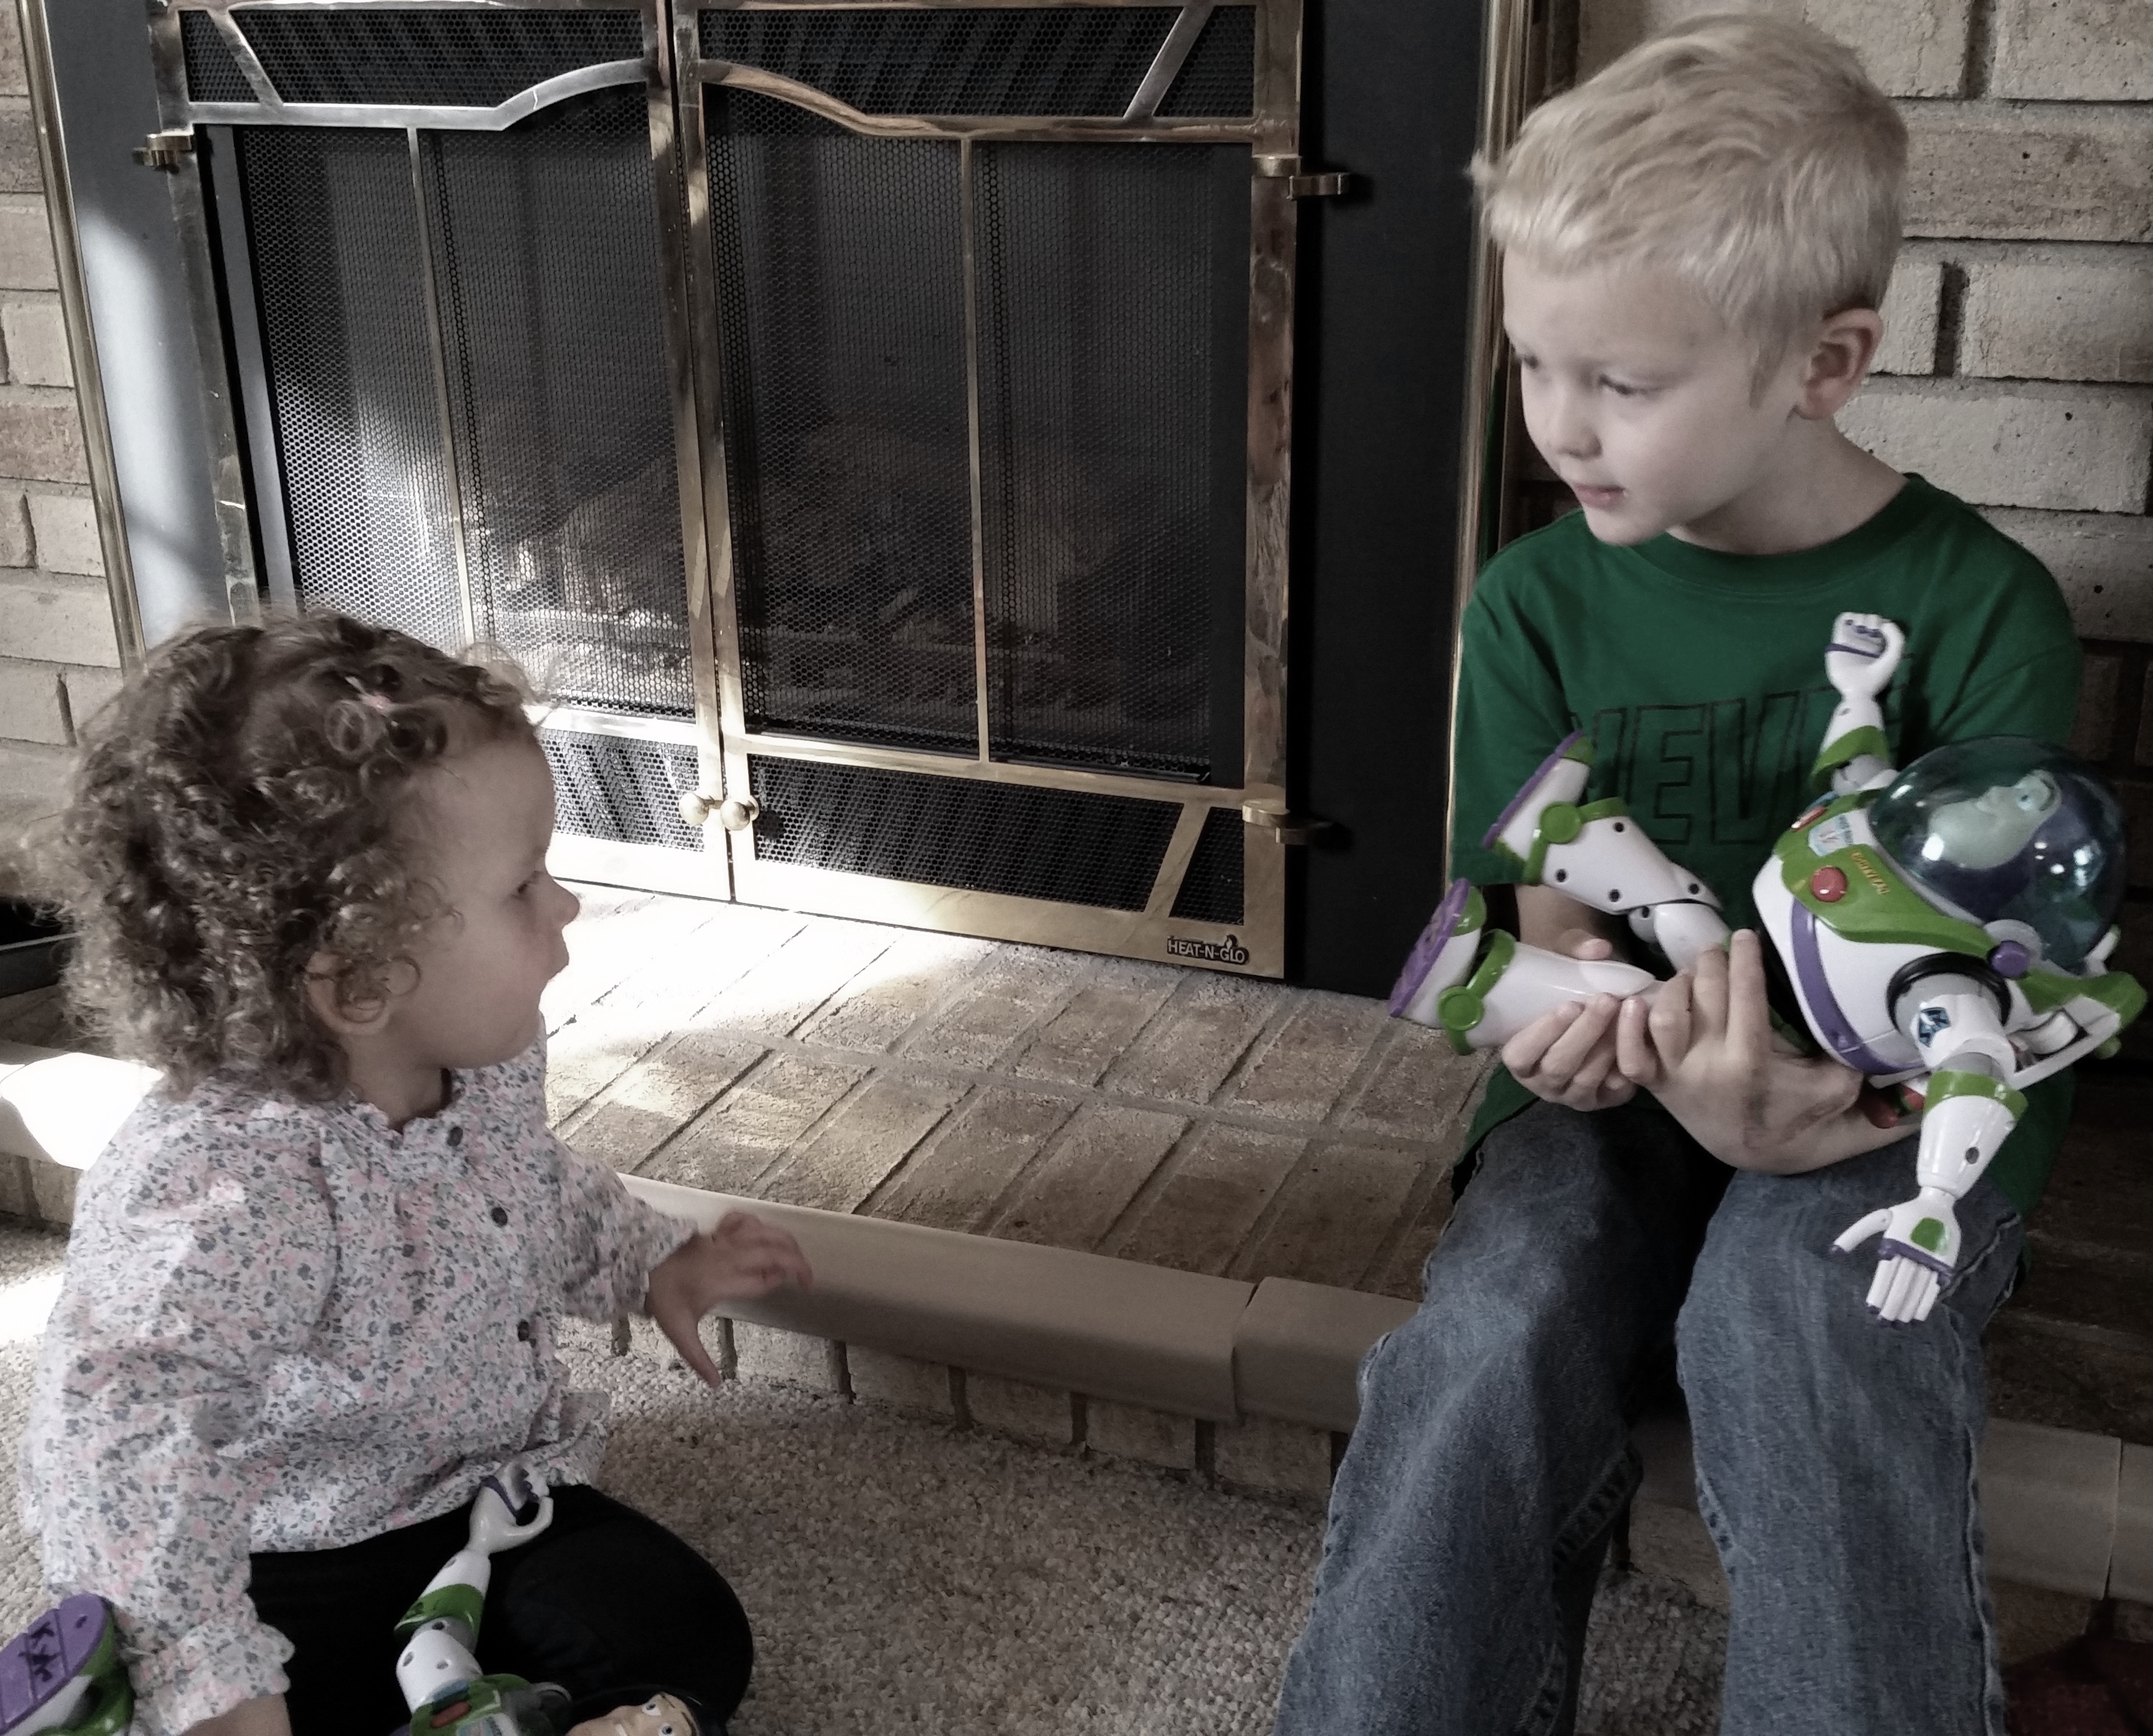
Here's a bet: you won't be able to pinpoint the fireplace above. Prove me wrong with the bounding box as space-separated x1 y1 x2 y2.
29 0 1498 994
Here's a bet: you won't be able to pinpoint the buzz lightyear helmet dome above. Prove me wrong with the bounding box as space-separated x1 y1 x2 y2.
1867 736 2126 971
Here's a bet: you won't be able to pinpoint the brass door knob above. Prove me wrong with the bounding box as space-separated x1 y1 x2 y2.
677 792 759 831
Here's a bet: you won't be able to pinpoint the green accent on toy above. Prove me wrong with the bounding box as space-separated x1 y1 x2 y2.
1810 723 1890 787
420 1674 536 1731
2021 968 2148 1025
396 1582 485 1644
1456 886 1488 935
1563 737 1596 766
1910 1217 1948 1253
2097 1038 2122 1060
1925 1068 2028 1120
1438 930 1517 1055
1775 802 1995 957
1524 797 1628 884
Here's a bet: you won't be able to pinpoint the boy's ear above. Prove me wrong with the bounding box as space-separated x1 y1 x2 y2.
1794 306 1885 421
304 950 393 1039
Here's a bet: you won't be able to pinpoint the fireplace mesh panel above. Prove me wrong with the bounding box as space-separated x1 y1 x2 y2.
544 730 703 851
182 15 257 103
1158 6 1257 116
974 143 1246 777
241 127 466 650
235 8 643 108
426 88 694 715
1168 805 1245 924
701 9 1175 116
749 758 1180 909
708 89 976 753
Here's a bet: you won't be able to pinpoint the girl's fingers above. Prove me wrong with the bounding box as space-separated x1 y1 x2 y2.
655 1308 725 1387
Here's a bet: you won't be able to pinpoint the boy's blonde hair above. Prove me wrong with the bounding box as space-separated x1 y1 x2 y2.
1475 13 1907 368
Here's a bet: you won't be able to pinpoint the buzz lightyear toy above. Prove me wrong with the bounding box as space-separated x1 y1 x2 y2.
1393 611 2144 1325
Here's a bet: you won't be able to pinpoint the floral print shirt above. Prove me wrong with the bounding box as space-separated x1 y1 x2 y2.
17 1044 693 1736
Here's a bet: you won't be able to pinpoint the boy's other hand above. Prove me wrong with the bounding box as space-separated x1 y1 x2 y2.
1503 885 1635 1111
644 1211 814 1386
1614 930 1902 1172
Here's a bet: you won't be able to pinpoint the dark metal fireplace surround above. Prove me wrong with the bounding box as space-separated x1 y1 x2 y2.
34 0 1485 995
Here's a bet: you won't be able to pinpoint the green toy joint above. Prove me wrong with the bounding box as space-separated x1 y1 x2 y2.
1524 797 1628 885
395 1582 486 1644
1437 930 1517 1056
1924 1069 2028 1121
2096 1038 2122 1060
1910 1217 1949 1254
1810 723 1890 788
1455 885 1488 936
1563 737 1597 767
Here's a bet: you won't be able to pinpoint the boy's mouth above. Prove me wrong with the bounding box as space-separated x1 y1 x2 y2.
1570 483 1624 508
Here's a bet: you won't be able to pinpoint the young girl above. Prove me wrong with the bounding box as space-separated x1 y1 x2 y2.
13 612 811 1736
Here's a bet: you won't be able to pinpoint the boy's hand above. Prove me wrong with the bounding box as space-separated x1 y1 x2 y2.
1614 930 1901 1172
1505 885 1635 1110
644 1211 814 1386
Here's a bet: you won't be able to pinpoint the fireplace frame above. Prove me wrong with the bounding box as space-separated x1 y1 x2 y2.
28 0 1526 994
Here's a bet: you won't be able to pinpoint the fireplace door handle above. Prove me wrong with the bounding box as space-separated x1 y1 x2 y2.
678 791 759 832
1254 155 1353 200
1242 802 1337 847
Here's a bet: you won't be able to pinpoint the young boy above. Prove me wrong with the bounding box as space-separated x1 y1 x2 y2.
1273 17 2080 1736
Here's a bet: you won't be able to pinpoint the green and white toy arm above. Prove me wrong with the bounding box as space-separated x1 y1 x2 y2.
394 1457 556 1728
1832 973 2022 1323
1815 612 1905 794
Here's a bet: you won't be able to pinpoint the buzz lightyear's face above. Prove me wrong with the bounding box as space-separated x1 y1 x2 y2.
1922 772 2061 870
566 1694 697 1736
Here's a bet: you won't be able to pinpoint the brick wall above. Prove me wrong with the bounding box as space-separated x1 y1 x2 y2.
1578 0 2153 1045
0 6 121 858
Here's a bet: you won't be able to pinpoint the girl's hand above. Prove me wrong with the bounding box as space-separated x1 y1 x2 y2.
185 1695 292 1736
643 1211 814 1386
1614 929 1900 1172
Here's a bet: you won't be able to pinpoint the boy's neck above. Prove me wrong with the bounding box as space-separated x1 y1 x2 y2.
1666 421 1904 558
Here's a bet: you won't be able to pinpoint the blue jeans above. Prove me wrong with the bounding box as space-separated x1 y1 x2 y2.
1273 1096 2023 1736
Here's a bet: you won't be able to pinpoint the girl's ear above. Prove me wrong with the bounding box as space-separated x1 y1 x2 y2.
1795 306 1885 421
304 951 392 1038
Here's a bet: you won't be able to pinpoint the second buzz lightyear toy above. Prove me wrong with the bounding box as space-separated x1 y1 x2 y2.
392 1459 699 1736
1393 611 2144 1325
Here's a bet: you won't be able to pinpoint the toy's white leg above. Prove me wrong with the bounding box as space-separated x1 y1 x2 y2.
1832 974 2020 1323
1627 897 1732 974
1467 944 1657 1049
1815 612 1905 794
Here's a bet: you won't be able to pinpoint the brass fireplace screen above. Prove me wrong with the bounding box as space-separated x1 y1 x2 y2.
157 0 1305 975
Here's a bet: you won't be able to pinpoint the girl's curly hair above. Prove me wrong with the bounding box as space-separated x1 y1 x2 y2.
61 612 534 1099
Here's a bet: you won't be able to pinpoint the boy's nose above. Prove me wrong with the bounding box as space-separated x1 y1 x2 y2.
1545 392 1600 460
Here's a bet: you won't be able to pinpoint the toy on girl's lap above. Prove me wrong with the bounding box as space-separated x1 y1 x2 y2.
1393 610 2144 1325
0 1596 130 1736
390 1461 705 1736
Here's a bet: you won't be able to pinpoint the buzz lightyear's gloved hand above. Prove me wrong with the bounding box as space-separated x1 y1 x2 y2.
1832 1186 1961 1323
1816 612 1906 792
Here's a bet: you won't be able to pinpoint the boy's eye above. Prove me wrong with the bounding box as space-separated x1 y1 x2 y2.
1599 377 1651 398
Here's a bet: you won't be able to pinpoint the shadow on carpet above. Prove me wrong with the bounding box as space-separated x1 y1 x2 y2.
0 1218 1728 1733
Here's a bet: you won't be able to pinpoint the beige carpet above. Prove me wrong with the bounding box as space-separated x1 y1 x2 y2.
0 1218 1726 1734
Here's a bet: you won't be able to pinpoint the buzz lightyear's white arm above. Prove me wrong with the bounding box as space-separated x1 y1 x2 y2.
1815 612 1906 794
394 1457 555 1715
1831 973 2023 1324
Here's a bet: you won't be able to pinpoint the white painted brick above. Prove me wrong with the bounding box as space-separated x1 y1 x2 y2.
729 1320 844 1390
0 573 120 666
1960 249 2153 385
1874 253 1943 376
1086 1399 1198 1470
0 299 66 388
0 198 52 293
0 659 64 744
1983 508 2153 642
1214 1415 1332 1498
1906 104 2153 245
1991 0 2153 101
0 9 23 101
1839 379 2153 513
966 1374 1075 1447
0 738 69 810
27 493 100 576
845 1346 953 1416
60 664 121 732
1576 0 1969 95
0 490 24 566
